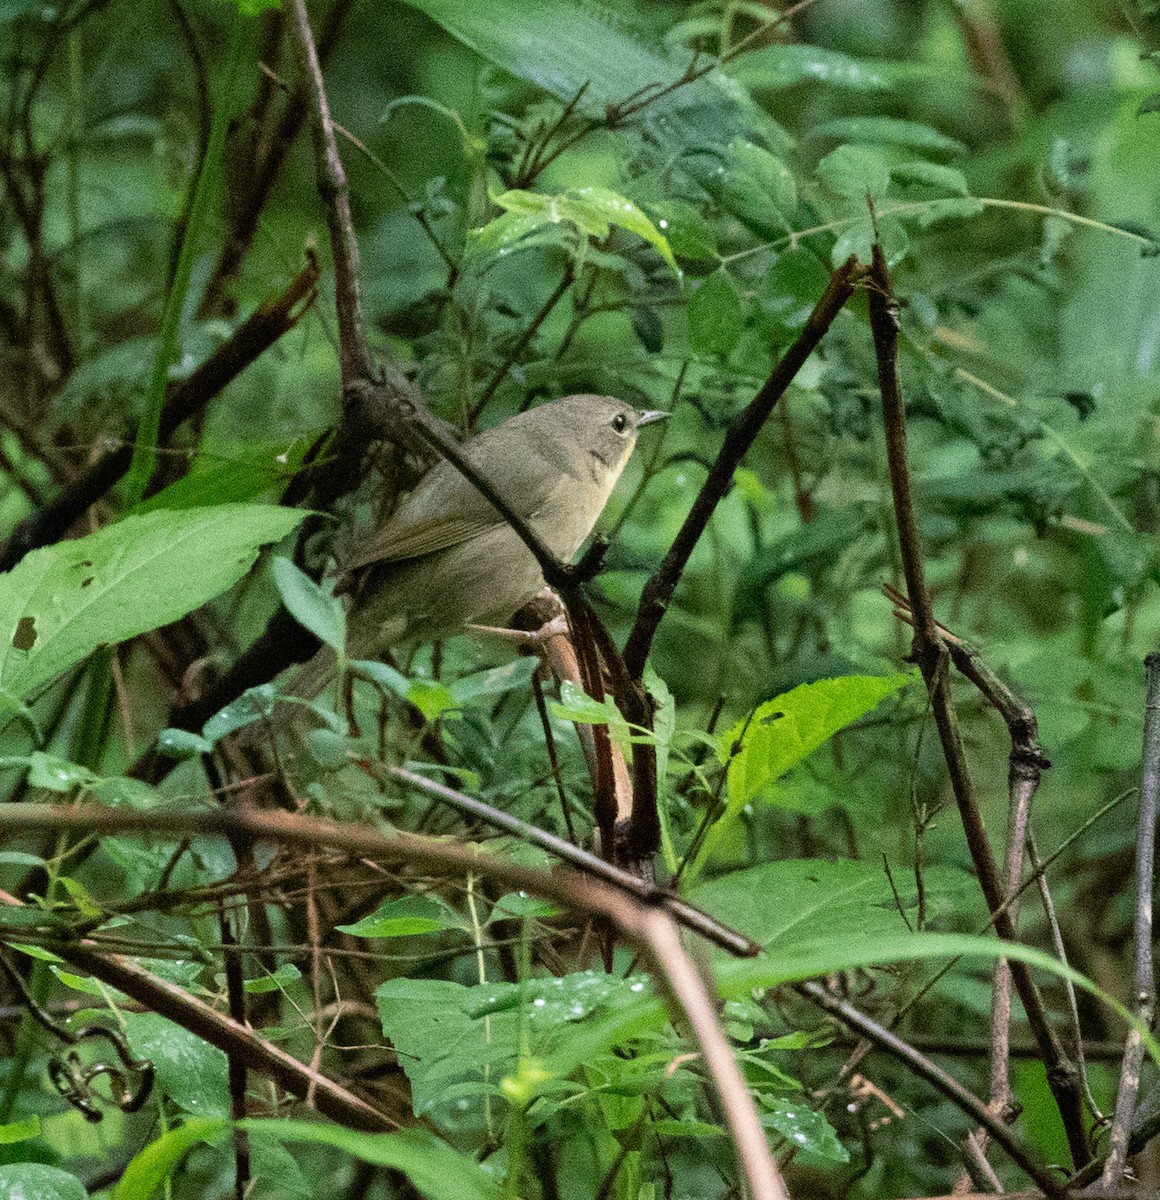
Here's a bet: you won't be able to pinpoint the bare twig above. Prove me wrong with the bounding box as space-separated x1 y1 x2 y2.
0 804 783 1199
797 981 1065 1198
868 242 1089 1168
1097 650 1160 1188
283 0 371 384
623 256 860 679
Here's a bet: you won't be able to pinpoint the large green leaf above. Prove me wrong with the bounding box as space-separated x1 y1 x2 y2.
690 859 977 949
120 1011 230 1117
718 673 916 808
0 504 303 703
690 673 915 876
0 1163 89 1200
401 0 791 161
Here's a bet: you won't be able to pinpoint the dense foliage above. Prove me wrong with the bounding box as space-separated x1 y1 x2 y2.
3 1 1160 1197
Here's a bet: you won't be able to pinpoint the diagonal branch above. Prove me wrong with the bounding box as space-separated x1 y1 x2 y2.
623 256 860 680
0 804 785 1199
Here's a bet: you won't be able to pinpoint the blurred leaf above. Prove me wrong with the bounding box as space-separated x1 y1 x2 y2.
817 144 892 199
814 116 965 154
688 269 743 357
339 896 464 937
645 199 718 262
0 1164 89 1200
0 1115 41 1145
241 1121 503 1200
448 657 538 706
890 160 970 195
402 0 789 162
242 963 302 994
113 1118 227 1200
274 557 346 653
759 1096 848 1161
200 683 281 744
354 660 457 721
731 43 944 91
690 859 972 947
27 751 99 792
721 138 798 227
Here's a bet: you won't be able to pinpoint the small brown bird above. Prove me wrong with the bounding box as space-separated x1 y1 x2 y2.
291 393 663 695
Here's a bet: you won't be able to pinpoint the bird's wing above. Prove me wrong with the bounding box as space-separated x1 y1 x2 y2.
338 452 558 571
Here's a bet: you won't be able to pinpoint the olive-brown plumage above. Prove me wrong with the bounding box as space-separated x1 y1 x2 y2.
291 394 657 696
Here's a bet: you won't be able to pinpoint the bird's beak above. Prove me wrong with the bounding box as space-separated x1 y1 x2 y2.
636 409 668 427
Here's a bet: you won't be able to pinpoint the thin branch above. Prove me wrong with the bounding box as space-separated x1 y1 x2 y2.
283 0 371 384
868 241 1090 1168
0 257 320 571
1097 649 1160 1187
382 766 758 956
623 256 860 679
468 264 574 424
0 805 783 1199
797 981 1066 1198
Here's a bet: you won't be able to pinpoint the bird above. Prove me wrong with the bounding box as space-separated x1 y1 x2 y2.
289 393 664 697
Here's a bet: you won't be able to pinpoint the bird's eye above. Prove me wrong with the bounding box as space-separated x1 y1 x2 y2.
611 413 628 433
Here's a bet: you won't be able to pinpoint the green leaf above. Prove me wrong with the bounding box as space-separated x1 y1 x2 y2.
448 657 537 706
908 196 986 227
731 44 942 91
0 1114 41 1144
759 1095 848 1162
644 200 718 263
273 557 346 653
691 673 915 875
121 1012 230 1117
137 441 311 514
242 962 302 994
353 660 457 721
113 1117 228 1200
338 896 463 938
718 673 916 807
470 187 678 273
0 505 304 703
690 859 971 948
814 116 965 155
400 0 789 163
816 144 891 200
721 138 797 227
831 213 909 268
688 269 743 358
200 683 281 744
240 1120 502 1200
155 727 214 759
890 160 969 195
27 751 99 793
549 682 640 752
0 1164 89 1200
